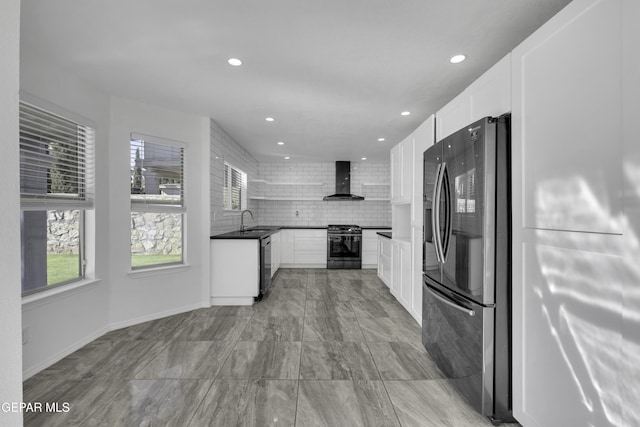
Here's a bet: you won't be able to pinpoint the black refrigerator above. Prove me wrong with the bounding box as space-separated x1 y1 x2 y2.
422 115 514 424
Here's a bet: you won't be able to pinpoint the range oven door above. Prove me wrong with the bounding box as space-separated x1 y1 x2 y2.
327 233 362 268
422 275 495 417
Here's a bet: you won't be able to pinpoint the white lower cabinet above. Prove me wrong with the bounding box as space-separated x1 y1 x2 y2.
391 239 412 310
280 229 295 265
377 235 392 287
210 239 259 305
363 229 387 268
270 231 280 277
278 229 327 267
292 229 326 266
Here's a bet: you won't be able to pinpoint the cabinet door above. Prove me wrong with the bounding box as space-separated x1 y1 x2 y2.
468 54 511 122
410 227 422 325
399 241 412 309
294 229 327 264
271 231 280 276
390 144 402 201
391 240 401 297
280 229 295 264
391 137 412 204
401 137 413 202
514 228 623 427
412 115 435 227
378 237 393 288
362 230 382 267
510 0 625 425
512 0 622 234
436 91 472 142
436 54 510 143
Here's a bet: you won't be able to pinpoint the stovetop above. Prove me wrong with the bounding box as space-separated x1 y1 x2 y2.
327 224 362 233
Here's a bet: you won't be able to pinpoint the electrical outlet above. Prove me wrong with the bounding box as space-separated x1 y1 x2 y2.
22 327 29 345
295 210 299 217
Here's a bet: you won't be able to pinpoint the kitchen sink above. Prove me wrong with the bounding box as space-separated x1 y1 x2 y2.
244 228 273 232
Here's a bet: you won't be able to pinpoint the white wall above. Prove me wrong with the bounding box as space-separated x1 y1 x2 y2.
20 50 111 379
210 120 259 234
108 97 210 328
0 0 23 423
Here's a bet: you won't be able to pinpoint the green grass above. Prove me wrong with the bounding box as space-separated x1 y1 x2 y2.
47 253 183 285
131 254 182 268
47 254 80 285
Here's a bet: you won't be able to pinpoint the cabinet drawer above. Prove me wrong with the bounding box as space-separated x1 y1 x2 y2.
295 229 326 238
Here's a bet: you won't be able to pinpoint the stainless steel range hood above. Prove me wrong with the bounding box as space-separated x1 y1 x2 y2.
323 161 365 201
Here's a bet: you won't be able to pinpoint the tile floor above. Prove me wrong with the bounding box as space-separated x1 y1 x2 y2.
23 269 517 426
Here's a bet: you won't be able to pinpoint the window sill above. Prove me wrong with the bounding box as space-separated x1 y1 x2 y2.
22 278 103 309
128 263 191 279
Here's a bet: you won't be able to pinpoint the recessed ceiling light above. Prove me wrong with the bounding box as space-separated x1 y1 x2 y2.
227 58 242 66
450 54 466 64
265 117 274 122
378 138 385 142
401 111 411 116
277 141 284 145
361 157 367 160
284 156 290 160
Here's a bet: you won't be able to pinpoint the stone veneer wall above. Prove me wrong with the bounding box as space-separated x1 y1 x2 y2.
48 210 182 256
47 210 79 254
130 212 182 255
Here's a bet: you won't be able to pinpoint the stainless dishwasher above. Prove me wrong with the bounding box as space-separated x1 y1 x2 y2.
258 235 272 299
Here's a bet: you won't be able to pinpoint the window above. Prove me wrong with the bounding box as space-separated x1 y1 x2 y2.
130 135 185 269
223 162 247 211
19 101 94 295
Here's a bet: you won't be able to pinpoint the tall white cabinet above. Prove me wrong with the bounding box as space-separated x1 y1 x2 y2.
511 0 633 426
435 54 511 142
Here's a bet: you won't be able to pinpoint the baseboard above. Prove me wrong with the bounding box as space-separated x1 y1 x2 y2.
210 297 254 306
23 301 205 380
279 263 326 268
22 327 109 380
108 302 204 331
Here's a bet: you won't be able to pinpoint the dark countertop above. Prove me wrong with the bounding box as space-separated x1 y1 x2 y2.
211 225 391 239
377 231 392 239
211 225 327 239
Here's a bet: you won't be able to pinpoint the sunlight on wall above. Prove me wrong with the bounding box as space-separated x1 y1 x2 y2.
531 169 640 426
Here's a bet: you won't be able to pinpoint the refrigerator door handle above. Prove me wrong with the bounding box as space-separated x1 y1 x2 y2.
440 162 452 263
426 285 476 317
431 162 442 262
433 162 446 263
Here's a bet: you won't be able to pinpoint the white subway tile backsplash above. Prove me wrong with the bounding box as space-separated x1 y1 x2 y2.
210 123 391 233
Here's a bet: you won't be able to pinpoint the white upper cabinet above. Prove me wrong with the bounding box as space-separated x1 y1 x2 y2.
512 0 622 235
436 54 511 142
411 115 435 227
390 135 413 204
435 90 472 143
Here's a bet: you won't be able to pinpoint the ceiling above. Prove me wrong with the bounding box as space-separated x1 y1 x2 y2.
20 0 571 162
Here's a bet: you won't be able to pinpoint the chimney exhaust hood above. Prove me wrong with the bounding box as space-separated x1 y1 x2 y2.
323 161 365 201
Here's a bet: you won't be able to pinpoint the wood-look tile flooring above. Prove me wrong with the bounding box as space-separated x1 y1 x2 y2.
23 269 516 426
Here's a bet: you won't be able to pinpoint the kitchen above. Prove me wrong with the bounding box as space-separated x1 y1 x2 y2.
1 0 639 426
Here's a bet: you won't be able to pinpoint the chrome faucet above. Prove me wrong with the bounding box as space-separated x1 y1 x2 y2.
240 209 253 232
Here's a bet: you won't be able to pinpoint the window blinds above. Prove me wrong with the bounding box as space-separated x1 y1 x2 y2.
130 137 185 213
224 162 247 211
19 102 95 210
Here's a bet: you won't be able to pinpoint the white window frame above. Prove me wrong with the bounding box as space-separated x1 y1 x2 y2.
223 161 247 211
19 99 95 296
129 133 186 270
